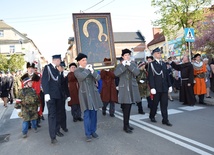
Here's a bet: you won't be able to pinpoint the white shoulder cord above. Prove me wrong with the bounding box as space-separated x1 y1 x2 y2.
47 66 58 81
150 63 164 78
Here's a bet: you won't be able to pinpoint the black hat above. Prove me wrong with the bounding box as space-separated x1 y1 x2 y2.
146 56 154 60
60 61 66 67
26 62 35 68
69 63 77 68
52 54 61 59
152 47 161 55
194 53 201 58
75 53 87 61
121 49 131 56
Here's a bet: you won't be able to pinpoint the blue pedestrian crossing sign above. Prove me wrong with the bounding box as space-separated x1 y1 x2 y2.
184 28 195 42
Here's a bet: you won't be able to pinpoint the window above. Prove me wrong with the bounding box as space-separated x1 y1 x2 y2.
9 45 15 53
0 30 3 37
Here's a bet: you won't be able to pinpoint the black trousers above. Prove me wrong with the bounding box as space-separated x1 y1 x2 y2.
150 92 168 123
102 101 115 115
40 91 45 112
47 98 61 140
9 89 14 103
146 96 153 108
198 94 205 103
59 99 67 130
121 104 132 129
71 104 81 119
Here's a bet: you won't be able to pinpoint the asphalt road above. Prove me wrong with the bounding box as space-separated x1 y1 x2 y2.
0 96 214 155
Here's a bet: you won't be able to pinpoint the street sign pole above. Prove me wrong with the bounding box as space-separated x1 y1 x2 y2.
188 42 191 62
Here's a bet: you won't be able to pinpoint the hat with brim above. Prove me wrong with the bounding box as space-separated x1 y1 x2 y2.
194 53 201 58
152 47 161 55
75 53 87 61
103 58 111 65
121 49 131 56
23 77 32 85
138 62 146 68
146 56 154 60
52 54 61 59
69 63 77 68
26 62 35 68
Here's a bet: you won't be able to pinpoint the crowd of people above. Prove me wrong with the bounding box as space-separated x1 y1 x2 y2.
0 48 213 144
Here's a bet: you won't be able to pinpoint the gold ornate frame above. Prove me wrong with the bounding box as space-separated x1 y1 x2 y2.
72 13 116 70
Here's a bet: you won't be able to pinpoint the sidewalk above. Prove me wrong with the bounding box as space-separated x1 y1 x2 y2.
170 90 214 106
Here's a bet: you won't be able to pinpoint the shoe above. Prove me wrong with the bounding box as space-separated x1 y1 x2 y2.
110 114 115 117
123 128 133 134
91 133 99 138
128 126 134 130
162 121 172 126
169 99 174 101
37 124 41 128
56 131 64 137
51 138 58 144
28 126 31 130
102 111 106 116
206 96 211 98
22 134 27 138
34 128 38 133
199 102 206 105
62 128 68 132
86 136 92 142
77 118 83 121
150 118 157 123
73 118 78 122
138 111 145 115
41 115 45 120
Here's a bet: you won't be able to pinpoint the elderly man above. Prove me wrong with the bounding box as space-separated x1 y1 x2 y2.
148 47 172 126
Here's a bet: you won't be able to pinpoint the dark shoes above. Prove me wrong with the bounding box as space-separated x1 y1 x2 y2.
110 114 115 117
199 102 206 105
73 118 78 122
86 136 92 142
162 121 172 127
77 117 83 121
51 138 58 144
62 128 68 132
56 131 64 137
102 111 106 116
123 128 133 134
91 133 99 138
138 111 145 115
128 126 134 130
150 117 157 123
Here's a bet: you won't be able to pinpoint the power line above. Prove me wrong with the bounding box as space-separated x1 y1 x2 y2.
82 0 104 12
94 0 116 11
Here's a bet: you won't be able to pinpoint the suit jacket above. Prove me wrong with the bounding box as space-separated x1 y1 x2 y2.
148 60 171 93
114 62 141 104
41 63 62 99
74 68 102 112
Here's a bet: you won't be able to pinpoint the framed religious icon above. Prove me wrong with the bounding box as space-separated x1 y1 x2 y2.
72 13 116 70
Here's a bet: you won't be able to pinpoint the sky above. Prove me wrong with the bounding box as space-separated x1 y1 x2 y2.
0 0 158 62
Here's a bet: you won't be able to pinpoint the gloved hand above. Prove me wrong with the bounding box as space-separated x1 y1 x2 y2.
140 80 144 83
45 94 50 102
126 60 131 66
168 86 173 93
116 86 119 90
122 61 126 66
105 69 109 71
67 97 71 102
85 64 91 70
151 88 156 94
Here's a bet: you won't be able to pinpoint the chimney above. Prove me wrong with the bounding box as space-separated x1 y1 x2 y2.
152 28 162 39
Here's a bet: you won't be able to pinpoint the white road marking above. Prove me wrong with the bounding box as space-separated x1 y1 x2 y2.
115 110 214 154
179 106 205 111
157 109 183 115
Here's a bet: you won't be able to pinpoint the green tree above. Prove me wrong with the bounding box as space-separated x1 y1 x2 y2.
0 54 8 72
7 54 25 72
151 0 212 39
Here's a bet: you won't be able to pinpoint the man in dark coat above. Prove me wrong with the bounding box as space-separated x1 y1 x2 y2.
114 49 141 133
67 63 83 122
74 53 102 142
100 58 118 117
171 55 196 106
148 47 172 126
0 71 9 107
41 54 62 144
6 71 14 104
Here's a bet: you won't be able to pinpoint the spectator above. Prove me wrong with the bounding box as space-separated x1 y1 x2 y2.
203 58 212 98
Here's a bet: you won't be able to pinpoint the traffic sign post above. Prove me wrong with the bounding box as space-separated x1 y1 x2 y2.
184 28 195 61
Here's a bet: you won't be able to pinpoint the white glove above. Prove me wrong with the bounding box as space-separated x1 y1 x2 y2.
140 80 144 83
45 94 50 102
116 86 119 90
151 88 156 94
168 86 173 93
122 61 126 66
126 61 131 66
105 69 109 71
85 64 91 70
67 97 71 102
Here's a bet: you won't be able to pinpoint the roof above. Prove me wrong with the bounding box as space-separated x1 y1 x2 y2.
0 20 12 29
147 32 165 46
113 31 145 43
